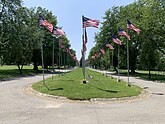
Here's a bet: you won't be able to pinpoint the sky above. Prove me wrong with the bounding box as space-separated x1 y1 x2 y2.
23 0 135 60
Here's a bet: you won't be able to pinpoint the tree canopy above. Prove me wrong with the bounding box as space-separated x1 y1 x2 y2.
88 0 165 74
0 0 77 73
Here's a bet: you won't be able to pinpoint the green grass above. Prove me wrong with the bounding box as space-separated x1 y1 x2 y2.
0 65 38 80
119 69 165 82
32 68 142 100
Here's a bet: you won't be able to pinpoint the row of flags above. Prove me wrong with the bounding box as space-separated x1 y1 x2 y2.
90 19 141 60
39 15 79 65
39 15 65 36
39 15 141 64
59 39 80 65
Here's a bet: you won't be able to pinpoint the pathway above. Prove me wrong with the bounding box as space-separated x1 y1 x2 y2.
0 69 165 124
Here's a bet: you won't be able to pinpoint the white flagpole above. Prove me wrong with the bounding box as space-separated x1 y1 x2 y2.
117 44 120 82
64 49 66 75
40 28 49 90
126 28 130 86
60 38 63 76
105 49 108 77
82 26 86 83
52 35 55 80
58 38 61 77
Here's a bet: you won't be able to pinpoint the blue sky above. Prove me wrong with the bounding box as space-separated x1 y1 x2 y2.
23 0 135 60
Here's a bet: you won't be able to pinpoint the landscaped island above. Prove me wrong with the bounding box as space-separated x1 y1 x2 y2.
32 68 142 100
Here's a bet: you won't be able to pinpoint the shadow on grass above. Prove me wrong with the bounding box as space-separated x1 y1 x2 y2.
42 82 64 91
0 69 40 81
87 84 119 93
48 88 64 91
56 80 74 81
0 68 72 81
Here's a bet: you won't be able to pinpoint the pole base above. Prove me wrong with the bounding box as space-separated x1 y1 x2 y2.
117 79 120 82
83 79 87 84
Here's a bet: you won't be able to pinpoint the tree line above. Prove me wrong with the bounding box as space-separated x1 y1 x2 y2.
88 0 165 76
0 0 76 74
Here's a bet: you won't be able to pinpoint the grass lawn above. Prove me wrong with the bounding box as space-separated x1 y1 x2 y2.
119 69 165 83
32 68 142 100
0 65 38 80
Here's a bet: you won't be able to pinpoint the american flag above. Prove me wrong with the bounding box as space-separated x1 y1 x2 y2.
83 42 87 52
106 43 114 50
77 61 80 65
95 52 101 58
118 27 131 40
84 28 88 44
59 39 64 48
65 48 70 54
92 55 95 60
53 27 65 36
100 48 105 54
81 50 84 56
82 34 87 52
82 15 100 28
112 36 122 45
39 15 53 32
127 19 141 34
39 15 45 26
72 56 77 60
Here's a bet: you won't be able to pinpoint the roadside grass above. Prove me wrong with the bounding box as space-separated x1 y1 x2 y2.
0 65 38 80
32 68 142 100
119 69 165 83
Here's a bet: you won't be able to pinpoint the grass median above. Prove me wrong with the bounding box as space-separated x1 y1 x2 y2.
0 65 38 80
32 68 142 100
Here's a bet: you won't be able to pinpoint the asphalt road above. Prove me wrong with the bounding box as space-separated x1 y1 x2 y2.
0 70 165 124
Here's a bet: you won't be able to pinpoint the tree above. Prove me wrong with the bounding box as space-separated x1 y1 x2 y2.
0 0 22 65
2 7 33 74
0 1 77 74
89 0 165 75
140 40 159 80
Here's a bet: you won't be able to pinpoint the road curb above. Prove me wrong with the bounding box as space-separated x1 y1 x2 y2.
24 84 151 104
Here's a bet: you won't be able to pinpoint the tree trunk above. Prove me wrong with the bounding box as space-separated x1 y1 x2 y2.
17 64 22 74
131 67 135 74
33 62 38 71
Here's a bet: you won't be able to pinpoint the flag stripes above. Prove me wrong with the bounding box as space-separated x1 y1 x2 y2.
127 19 141 34
82 15 100 28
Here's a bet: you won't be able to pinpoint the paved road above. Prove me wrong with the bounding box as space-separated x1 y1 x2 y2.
0 70 165 124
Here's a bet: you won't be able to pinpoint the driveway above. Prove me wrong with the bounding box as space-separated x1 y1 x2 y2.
0 70 165 124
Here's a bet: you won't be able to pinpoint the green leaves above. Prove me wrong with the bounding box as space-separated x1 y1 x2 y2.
0 0 76 72
89 0 165 73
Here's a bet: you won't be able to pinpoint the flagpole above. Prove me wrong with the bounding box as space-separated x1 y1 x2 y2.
105 49 108 77
112 49 114 70
102 56 104 76
58 38 61 77
64 49 66 75
52 35 55 80
60 40 63 76
127 30 130 86
40 31 45 85
117 44 120 82
40 28 49 90
82 27 86 83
